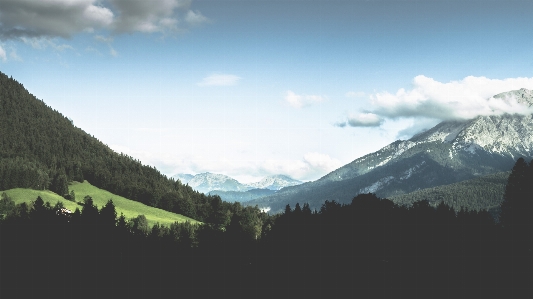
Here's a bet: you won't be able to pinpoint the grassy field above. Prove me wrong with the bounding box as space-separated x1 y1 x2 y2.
1 180 199 227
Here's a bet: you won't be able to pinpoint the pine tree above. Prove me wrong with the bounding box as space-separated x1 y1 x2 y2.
99 199 117 227
81 196 99 224
500 158 533 258
500 158 529 228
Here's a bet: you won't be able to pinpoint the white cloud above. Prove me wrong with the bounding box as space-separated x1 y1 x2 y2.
337 113 383 127
21 37 46 49
185 10 209 26
303 152 342 175
197 73 241 87
0 46 6 62
94 35 113 43
348 113 383 127
252 152 341 181
108 0 192 33
371 75 533 120
85 46 101 55
52 43 74 52
94 35 118 57
110 47 118 57
338 75 533 132
9 48 22 61
21 37 73 51
395 118 440 140
285 90 325 108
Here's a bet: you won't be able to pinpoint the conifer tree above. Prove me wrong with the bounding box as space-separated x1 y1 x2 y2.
99 199 117 227
500 158 529 227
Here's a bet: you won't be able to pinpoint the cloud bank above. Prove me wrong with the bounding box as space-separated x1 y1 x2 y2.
285 90 325 108
0 0 209 40
372 75 533 120
338 75 533 131
0 0 113 39
197 73 241 87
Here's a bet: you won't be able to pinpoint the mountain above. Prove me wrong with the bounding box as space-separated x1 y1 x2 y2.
248 175 302 190
246 89 533 214
188 172 252 194
187 174 300 201
173 173 194 184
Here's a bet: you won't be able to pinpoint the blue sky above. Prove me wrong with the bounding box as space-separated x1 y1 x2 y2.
2 0 533 183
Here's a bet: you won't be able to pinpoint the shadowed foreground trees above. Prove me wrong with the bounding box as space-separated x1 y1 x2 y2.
1 159 533 298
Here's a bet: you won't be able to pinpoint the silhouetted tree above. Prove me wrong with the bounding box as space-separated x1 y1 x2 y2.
500 158 530 227
99 199 117 227
81 195 99 224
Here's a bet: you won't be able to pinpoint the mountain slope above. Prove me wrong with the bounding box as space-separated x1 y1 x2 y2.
390 171 509 212
0 71 221 222
246 89 533 213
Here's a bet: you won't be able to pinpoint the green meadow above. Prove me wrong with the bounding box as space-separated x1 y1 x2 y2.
1 180 198 227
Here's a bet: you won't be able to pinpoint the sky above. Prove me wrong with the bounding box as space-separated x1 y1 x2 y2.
2 0 533 183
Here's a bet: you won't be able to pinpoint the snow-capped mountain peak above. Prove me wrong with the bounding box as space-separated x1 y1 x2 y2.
171 173 303 193
187 172 250 194
249 175 302 190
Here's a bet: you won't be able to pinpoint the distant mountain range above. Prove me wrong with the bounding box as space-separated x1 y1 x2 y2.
245 89 533 214
172 173 302 195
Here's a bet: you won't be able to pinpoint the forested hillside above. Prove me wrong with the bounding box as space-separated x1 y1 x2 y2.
0 72 233 223
391 171 509 213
